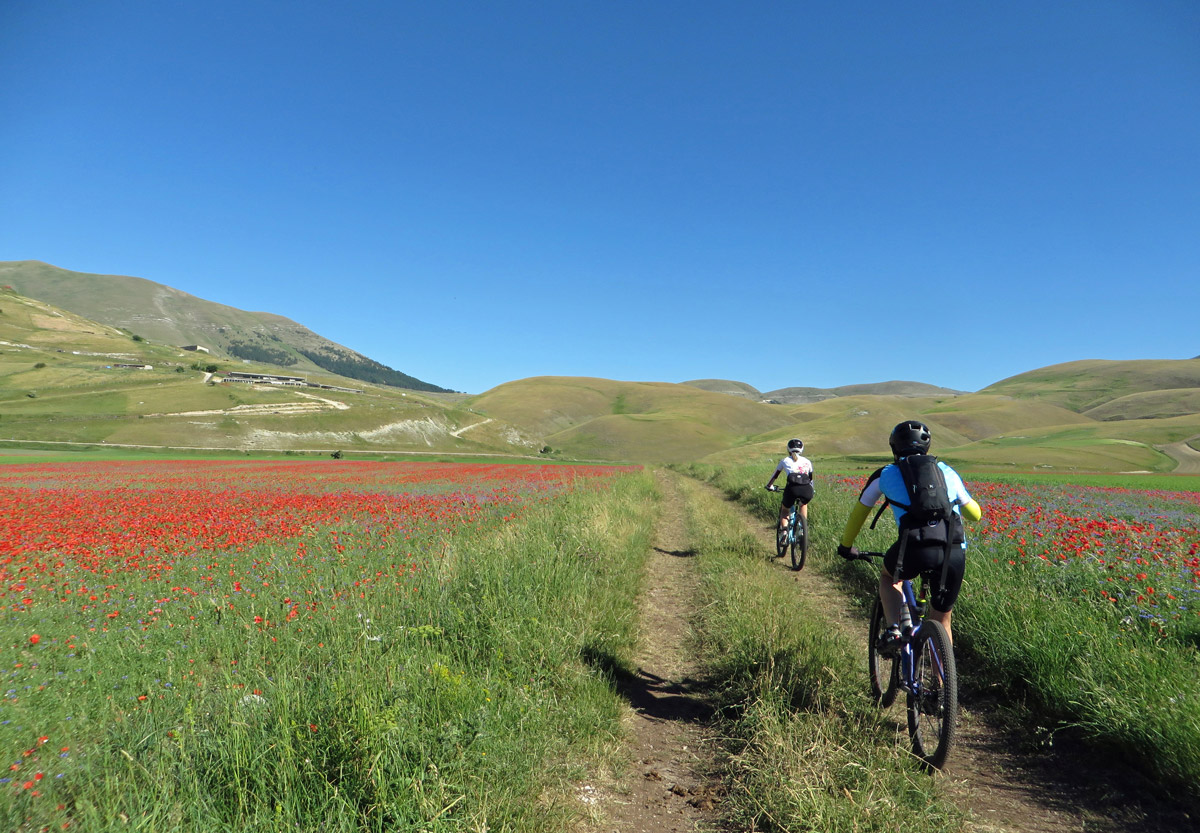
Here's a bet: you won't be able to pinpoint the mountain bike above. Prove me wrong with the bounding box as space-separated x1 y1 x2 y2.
766 486 807 571
848 550 958 770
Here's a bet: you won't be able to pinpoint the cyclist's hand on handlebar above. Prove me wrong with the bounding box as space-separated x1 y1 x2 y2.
837 544 859 560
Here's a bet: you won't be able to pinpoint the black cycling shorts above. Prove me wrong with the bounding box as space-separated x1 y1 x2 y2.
782 482 814 509
883 540 966 613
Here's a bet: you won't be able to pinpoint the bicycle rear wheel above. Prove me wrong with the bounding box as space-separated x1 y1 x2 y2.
868 598 898 707
790 517 807 571
907 620 958 770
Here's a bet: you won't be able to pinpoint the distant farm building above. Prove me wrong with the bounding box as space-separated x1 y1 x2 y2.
223 371 306 386
180 344 210 353
219 371 363 394
110 363 153 370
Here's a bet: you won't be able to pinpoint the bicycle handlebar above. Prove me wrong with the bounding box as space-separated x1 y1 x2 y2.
844 549 885 562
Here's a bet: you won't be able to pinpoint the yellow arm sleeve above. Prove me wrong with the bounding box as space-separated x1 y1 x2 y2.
961 498 982 523
840 501 873 548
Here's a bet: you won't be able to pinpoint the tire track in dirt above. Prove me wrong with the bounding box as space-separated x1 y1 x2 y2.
702 478 1199 833
1162 437 1200 474
586 472 1197 832
585 469 726 833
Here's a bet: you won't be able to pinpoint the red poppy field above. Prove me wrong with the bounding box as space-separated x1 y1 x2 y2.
961 479 1200 643
0 459 637 819
831 474 1200 644
818 470 1200 795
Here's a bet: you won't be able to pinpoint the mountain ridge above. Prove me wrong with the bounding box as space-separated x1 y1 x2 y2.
0 261 453 393
2 260 1198 472
684 378 968 404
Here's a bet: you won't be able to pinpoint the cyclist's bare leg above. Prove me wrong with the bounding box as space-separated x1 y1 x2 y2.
879 569 904 627
799 502 808 524
777 504 789 529
926 607 953 644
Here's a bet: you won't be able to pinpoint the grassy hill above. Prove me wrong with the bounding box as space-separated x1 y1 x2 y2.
685 379 967 405
0 289 532 457
3 269 1198 473
700 379 1200 475
0 260 452 392
764 380 963 404
683 379 763 399
981 358 1200 413
469 377 796 462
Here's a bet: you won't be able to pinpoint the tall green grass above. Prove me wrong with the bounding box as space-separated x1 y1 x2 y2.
969 471 1200 492
682 462 1200 799
674 475 965 832
1 473 657 832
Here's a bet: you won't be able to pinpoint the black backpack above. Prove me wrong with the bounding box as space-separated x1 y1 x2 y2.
869 455 964 587
893 454 954 530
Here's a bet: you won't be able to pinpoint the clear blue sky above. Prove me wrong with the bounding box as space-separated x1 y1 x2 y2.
2 2 1198 394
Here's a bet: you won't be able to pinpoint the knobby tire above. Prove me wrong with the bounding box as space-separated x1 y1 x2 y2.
790 517 806 571
907 619 958 770
868 598 899 708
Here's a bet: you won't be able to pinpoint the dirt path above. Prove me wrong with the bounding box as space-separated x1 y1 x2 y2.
586 469 725 832
591 470 1199 832
1162 437 1200 474
707 481 1199 833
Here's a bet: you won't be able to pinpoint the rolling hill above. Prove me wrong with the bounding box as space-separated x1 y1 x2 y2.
684 378 965 404
980 358 1200 413
2 263 1198 472
0 260 452 393
0 288 533 457
469 376 796 462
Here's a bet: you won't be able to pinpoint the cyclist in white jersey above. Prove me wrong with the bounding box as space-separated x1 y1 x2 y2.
765 438 815 532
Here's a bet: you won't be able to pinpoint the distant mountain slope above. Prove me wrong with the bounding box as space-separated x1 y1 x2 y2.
1083 389 1200 421
763 380 964 404
825 380 967 397
686 378 967 405
682 379 762 399
470 376 795 461
0 288 535 456
760 386 837 404
981 358 1200 414
0 260 452 392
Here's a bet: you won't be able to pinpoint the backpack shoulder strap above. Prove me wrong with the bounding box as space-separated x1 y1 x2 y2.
868 499 890 530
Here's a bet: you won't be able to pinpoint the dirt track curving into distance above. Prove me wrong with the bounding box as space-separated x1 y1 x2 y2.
587 470 1199 833
1162 437 1200 474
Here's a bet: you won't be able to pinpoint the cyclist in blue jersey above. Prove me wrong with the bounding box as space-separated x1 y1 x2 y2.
837 421 982 651
765 438 814 532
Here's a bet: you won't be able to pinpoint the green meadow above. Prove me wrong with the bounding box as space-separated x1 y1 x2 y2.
682 459 1200 803
5 284 1199 471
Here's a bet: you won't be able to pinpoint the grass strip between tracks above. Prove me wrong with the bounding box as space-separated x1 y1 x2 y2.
675 474 965 833
683 460 1200 804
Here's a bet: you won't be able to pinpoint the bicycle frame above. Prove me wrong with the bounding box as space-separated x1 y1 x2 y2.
895 580 942 697
858 550 958 770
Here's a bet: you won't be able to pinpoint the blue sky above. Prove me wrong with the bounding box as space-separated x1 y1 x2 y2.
2 2 1198 394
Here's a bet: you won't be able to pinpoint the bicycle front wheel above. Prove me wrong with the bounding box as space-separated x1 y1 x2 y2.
868 598 898 707
907 620 958 771
790 518 807 571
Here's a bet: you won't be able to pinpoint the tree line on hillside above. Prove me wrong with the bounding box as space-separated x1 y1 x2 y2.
295 348 453 392
226 340 299 367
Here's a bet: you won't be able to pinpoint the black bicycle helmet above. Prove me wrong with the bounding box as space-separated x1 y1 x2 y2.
786 438 804 453
888 421 931 459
